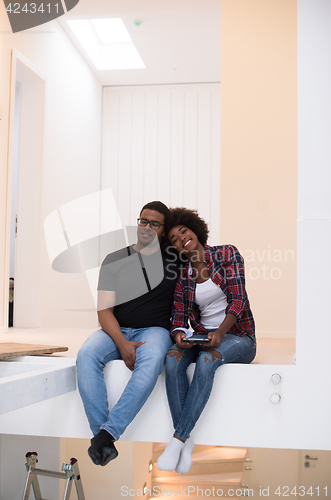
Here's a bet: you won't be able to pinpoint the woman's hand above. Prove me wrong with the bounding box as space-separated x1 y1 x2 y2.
174 331 194 349
208 314 237 349
207 329 223 349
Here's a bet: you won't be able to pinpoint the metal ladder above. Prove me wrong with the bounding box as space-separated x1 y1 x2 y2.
22 452 85 500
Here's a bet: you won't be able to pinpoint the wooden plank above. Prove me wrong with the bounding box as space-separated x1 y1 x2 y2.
0 343 68 358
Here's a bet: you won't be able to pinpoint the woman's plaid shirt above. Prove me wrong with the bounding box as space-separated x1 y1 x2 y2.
171 244 255 338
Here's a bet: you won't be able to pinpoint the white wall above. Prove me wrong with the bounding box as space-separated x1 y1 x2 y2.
0 8 102 330
0 431 152 499
0 434 61 500
296 0 331 364
297 0 331 221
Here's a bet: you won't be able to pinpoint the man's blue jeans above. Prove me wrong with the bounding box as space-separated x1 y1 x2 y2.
165 333 256 441
76 327 173 439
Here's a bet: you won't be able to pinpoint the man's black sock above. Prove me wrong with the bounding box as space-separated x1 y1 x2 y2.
88 430 118 466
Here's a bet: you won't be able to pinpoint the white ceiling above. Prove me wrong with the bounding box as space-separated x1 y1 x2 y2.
58 0 221 86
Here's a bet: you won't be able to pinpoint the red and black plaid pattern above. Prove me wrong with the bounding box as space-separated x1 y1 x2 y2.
171 245 255 338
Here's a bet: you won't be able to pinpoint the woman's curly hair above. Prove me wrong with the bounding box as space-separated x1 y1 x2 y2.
166 207 209 246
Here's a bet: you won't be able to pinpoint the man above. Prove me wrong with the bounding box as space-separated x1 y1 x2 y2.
76 201 179 466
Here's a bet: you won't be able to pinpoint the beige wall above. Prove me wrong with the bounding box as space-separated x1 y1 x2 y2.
221 0 297 338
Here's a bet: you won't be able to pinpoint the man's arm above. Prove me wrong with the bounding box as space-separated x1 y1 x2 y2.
97 291 144 371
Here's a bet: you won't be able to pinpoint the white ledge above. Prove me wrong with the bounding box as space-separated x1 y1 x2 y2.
0 359 309 451
0 356 76 414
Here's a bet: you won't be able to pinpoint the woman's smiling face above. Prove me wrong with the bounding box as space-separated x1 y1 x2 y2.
168 225 200 255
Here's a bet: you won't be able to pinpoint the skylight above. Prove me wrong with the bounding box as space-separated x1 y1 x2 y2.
66 18 146 71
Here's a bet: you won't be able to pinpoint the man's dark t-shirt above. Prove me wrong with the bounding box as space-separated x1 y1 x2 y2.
98 245 179 331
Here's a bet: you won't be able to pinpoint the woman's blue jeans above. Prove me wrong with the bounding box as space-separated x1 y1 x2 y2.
76 327 173 439
165 333 256 441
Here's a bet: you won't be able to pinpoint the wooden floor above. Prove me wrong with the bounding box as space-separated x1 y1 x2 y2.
0 328 296 364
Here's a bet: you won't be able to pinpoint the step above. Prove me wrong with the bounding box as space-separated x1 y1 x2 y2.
151 480 248 498
152 444 247 463
153 459 244 478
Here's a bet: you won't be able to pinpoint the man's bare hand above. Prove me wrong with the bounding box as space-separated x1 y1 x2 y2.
119 339 145 371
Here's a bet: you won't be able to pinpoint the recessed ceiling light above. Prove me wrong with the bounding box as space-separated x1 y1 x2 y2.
66 18 146 71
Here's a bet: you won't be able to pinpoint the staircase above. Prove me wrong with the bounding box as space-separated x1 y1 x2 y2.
151 443 250 499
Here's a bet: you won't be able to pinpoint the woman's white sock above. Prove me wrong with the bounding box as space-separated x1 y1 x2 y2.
175 437 195 474
157 437 184 471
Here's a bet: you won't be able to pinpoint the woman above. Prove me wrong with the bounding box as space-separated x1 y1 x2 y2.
157 208 256 474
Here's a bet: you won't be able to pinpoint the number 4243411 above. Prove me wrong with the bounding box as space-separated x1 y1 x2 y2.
274 486 328 496
6 3 59 14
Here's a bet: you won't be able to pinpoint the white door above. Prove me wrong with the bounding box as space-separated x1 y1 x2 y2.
8 53 45 328
102 83 221 244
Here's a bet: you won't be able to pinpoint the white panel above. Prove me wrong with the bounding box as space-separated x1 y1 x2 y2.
156 90 171 203
209 88 221 245
117 91 133 226
102 84 221 241
298 0 331 220
169 90 184 205
144 90 158 202
197 89 212 225
183 88 198 210
130 91 146 219
296 220 331 365
296 0 331 386
101 89 120 201
100 188 123 234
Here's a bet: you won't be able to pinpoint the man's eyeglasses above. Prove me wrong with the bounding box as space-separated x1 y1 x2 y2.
137 218 165 230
